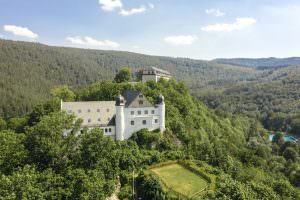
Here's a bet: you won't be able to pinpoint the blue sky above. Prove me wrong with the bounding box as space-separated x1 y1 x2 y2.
0 0 300 59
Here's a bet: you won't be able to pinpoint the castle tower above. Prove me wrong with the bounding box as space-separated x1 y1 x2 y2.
115 94 125 141
157 94 166 133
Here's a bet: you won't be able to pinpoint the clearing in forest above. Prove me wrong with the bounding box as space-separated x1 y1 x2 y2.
150 163 208 197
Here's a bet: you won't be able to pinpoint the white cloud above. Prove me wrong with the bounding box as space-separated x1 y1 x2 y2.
201 17 256 32
66 36 120 48
99 0 122 11
205 9 225 17
119 6 146 16
3 25 38 39
99 0 153 16
164 35 198 45
148 3 155 9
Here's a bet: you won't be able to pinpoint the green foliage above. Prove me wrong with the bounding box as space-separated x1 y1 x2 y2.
78 128 119 180
0 131 27 174
51 85 75 102
136 172 169 200
7 116 28 133
0 118 6 131
25 112 80 171
114 67 132 83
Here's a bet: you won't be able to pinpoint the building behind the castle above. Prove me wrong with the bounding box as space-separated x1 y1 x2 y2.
61 67 170 141
140 67 171 83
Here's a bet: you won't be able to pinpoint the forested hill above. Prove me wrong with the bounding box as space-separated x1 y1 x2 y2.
215 57 300 69
0 39 254 118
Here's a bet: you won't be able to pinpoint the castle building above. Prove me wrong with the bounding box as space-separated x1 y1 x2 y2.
140 67 171 83
61 91 165 141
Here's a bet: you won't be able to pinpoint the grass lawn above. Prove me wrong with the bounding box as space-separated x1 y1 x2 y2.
150 163 208 197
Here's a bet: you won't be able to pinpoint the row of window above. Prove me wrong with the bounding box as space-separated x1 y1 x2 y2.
87 118 110 123
131 110 155 115
69 108 110 114
130 119 158 126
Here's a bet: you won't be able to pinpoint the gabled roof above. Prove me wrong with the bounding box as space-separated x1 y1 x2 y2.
123 90 154 108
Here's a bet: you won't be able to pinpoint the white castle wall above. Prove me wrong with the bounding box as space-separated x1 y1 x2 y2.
122 107 160 140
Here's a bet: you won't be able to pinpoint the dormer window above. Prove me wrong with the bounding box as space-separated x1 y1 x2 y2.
139 94 143 98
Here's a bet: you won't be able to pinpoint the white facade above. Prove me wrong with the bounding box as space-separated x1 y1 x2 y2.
61 91 165 141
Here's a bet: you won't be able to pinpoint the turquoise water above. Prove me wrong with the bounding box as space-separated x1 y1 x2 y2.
269 134 298 142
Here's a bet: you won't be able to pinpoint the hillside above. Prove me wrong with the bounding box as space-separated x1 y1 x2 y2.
1 79 300 199
215 57 300 69
196 65 300 134
0 39 255 118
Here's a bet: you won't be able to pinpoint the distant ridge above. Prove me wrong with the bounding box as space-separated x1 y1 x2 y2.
214 57 300 69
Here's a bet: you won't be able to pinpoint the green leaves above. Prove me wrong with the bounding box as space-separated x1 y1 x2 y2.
0 130 27 174
114 67 132 83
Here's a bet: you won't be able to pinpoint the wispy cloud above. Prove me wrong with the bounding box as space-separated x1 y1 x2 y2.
66 36 120 48
164 35 198 45
205 9 225 17
120 6 146 16
201 17 256 32
98 0 122 11
148 3 155 9
3 25 38 39
98 0 153 16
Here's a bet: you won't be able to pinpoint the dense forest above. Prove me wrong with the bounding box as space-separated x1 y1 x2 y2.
0 39 255 118
196 65 300 136
0 78 300 199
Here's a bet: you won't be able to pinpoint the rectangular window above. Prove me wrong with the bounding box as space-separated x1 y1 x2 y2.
139 100 143 105
131 111 134 115
78 109 82 113
88 119 91 123
109 128 112 132
87 109 91 112
105 128 108 133
139 94 143 98
144 110 148 114
106 109 110 112
155 119 158 124
138 111 141 115
131 121 134 125
142 120 147 125
97 109 100 112
151 110 155 114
